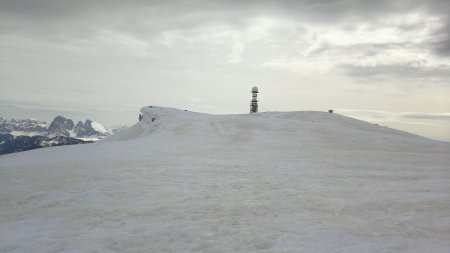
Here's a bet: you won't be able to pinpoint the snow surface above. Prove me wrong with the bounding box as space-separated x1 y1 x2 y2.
10 131 45 137
1 106 449 253
91 121 109 134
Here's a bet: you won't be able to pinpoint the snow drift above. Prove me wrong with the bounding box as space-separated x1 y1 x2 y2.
1 106 449 253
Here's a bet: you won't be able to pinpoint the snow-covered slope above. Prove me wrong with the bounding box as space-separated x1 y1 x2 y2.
1 106 449 253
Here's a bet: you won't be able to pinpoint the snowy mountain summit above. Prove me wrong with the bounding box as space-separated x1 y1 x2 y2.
1 106 449 252
106 106 438 152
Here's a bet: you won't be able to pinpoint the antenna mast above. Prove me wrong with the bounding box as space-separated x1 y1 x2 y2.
250 86 259 113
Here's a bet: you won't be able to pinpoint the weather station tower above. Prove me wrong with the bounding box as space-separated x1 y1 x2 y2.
250 86 259 113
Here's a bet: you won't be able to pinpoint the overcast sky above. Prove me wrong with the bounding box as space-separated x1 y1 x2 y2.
1 0 449 140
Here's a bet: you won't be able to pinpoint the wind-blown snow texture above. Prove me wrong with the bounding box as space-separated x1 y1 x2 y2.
1 106 449 253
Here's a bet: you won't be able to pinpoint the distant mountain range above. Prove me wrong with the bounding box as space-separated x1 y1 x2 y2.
0 116 126 155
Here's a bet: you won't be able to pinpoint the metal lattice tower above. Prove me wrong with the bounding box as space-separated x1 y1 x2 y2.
250 86 258 113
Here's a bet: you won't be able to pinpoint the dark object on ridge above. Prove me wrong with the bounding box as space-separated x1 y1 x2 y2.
328 110 334 113
139 114 143 121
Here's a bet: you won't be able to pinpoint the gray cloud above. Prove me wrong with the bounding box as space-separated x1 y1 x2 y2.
1 0 449 59
1 1 448 33
337 110 450 125
340 63 450 80
307 42 418 58
294 39 450 80
2 0 449 77
401 113 450 121
429 19 450 56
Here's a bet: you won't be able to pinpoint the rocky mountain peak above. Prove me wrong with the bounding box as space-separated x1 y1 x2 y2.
48 116 75 137
73 119 109 138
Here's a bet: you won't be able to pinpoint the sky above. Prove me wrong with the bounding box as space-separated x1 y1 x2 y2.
0 0 449 141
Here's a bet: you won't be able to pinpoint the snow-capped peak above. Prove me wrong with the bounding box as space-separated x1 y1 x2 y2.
90 121 109 134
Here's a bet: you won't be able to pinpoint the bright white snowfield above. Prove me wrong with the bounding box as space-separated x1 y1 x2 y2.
1 106 449 253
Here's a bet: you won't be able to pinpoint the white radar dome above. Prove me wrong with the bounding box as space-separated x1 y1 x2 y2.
252 86 258 92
